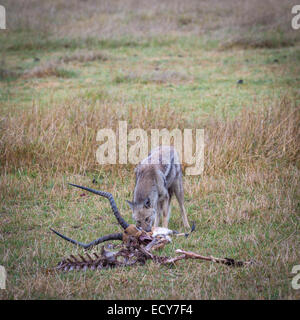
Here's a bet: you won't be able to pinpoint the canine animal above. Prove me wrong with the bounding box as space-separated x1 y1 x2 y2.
127 146 190 232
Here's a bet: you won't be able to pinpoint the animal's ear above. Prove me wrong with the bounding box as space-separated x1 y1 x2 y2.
144 198 151 209
126 200 134 210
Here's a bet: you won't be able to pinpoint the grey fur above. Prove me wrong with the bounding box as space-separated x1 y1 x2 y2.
128 146 190 232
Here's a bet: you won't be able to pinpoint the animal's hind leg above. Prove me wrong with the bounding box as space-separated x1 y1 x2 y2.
173 176 190 229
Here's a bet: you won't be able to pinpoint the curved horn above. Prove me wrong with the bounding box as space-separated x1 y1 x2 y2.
69 183 129 229
50 228 123 249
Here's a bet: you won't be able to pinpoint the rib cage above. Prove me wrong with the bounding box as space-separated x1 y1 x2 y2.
54 252 127 272
52 236 171 272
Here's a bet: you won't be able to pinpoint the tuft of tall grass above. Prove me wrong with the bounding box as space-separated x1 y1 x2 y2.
22 62 77 79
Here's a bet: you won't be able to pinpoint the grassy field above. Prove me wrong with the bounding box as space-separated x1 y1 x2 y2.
0 0 300 299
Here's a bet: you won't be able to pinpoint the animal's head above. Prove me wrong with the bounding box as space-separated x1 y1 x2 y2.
126 198 156 232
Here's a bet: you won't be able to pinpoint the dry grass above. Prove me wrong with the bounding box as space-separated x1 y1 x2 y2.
0 68 19 80
204 98 300 174
22 62 70 79
114 70 190 84
1 97 299 176
2 0 299 47
218 0 299 49
57 50 109 64
21 51 108 79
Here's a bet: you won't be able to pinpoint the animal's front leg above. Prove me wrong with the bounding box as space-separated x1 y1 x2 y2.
162 197 170 228
154 203 161 227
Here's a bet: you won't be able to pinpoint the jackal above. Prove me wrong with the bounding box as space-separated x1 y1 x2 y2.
127 146 190 232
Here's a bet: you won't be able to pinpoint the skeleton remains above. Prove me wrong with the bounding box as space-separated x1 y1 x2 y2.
49 184 253 272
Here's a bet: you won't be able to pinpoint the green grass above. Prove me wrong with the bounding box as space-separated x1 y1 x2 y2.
2 37 299 114
1 167 299 299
